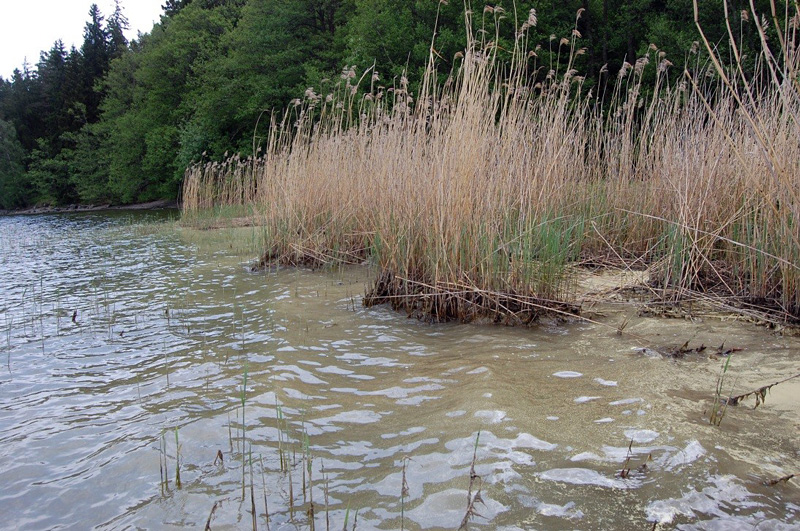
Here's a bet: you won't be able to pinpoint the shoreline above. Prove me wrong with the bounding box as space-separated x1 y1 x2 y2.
180 215 800 330
0 199 178 216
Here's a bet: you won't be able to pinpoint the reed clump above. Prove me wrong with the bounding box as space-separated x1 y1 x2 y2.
182 4 800 324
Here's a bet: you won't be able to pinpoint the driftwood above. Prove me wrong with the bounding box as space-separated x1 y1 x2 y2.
763 473 796 486
727 372 800 408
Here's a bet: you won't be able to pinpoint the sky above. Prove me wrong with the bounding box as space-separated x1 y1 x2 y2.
0 0 165 79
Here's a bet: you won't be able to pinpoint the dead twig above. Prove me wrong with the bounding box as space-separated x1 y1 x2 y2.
726 372 800 408
763 473 797 486
205 500 222 531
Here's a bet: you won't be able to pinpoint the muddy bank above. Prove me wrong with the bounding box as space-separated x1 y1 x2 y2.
0 199 178 216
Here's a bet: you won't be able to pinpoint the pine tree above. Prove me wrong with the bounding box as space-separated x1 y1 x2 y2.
81 4 110 123
37 41 69 144
107 0 129 60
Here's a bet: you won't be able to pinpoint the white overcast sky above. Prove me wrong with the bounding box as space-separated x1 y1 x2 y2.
1 0 165 79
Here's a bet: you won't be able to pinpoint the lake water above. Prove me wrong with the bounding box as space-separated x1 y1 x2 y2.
1 211 798 530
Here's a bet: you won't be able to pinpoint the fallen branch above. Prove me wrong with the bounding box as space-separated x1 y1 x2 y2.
727 372 800 408
763 473 796 486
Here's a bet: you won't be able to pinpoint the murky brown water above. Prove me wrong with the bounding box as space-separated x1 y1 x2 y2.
1 212 798 530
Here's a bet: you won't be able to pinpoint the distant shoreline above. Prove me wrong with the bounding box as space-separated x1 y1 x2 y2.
0 199 178 216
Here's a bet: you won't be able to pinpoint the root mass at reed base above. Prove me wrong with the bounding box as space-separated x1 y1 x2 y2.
364 271 580 325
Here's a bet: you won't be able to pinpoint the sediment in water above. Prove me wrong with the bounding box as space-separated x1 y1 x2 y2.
240 238 799 327
248 244 580 324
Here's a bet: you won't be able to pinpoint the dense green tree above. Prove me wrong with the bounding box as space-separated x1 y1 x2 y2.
36 42 89 148
26 138 77 204
0 3 127 206
68 124 111 203
102 2 237 202
344 0 418 80
174 0 354 166
0 118 29 208
344 0 463 86
2 66 42 153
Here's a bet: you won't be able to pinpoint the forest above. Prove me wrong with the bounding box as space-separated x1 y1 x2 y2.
0 0 779 209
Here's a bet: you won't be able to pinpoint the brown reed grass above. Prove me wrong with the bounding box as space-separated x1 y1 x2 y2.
182 3 800 324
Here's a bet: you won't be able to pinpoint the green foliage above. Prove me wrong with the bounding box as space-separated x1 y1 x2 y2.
0 3 128 207
27 138 77 205
181 0 355 162
69 124 113 203
102 2 237 202
0 118 28 208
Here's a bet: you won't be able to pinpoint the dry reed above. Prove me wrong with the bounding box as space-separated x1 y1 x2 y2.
182 4 800 324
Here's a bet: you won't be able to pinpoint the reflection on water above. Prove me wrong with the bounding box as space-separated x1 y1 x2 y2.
0 212 798 530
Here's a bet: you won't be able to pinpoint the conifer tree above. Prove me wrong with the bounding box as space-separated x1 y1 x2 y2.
81 4 110 123
107 0 130 60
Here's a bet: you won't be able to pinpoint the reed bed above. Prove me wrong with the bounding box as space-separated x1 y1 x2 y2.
182 4 800 324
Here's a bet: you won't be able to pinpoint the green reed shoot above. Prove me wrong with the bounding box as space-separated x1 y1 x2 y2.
302 428 309 503
5 313 11 351
240 308 246 353
159 431 168 495
288 459 295 521
323 467 330 531
38 278 44 354
307 449 315 531
174 427 182 489
710 354 734 426
227 410 233 453
259 454 271 531
342 502 350 531
5 314 11 373
249 447 256 531
241 365 248 498
276 399 286 472
163 345 170 389
400 456 410 531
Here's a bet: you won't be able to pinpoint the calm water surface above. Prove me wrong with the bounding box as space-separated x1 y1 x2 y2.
0 212 798 530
